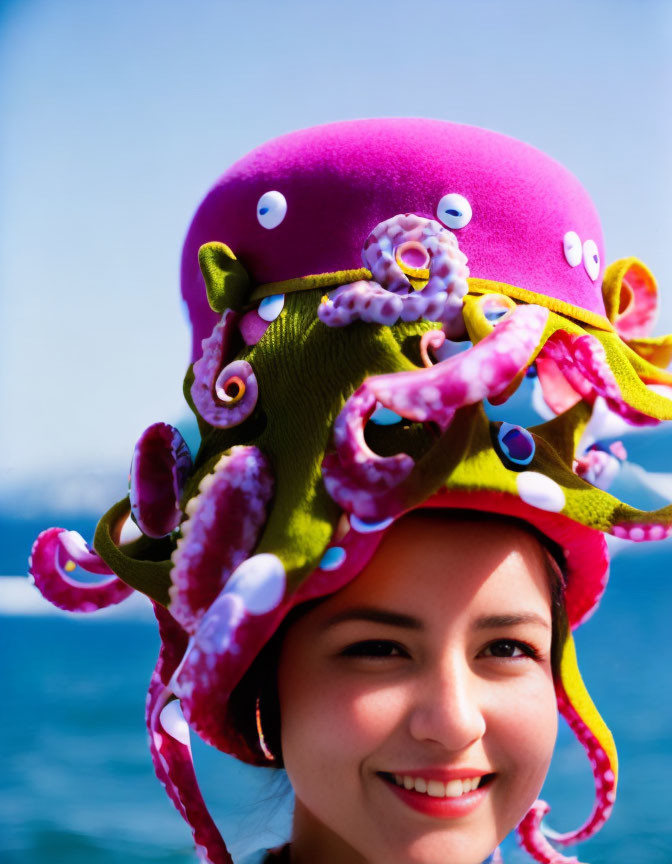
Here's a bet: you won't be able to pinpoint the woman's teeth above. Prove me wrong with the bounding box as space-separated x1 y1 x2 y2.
392 775 483 797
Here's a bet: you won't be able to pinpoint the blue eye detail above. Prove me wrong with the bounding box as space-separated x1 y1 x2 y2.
496 422 535 467
319 546 346 571
485 308 508 322
437 193 472 229
370 402 403 426
256 191 287 229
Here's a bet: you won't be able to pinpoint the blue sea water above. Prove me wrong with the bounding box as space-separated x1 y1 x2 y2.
3 526 672 863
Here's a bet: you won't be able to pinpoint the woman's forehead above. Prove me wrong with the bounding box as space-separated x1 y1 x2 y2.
310 514 553 623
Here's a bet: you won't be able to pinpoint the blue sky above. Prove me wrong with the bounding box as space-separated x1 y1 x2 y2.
2 0 671 507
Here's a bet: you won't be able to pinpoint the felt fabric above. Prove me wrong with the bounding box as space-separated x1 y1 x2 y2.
182 119 606 359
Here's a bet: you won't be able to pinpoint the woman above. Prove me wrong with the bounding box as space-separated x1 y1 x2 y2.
30 119 672 863
237 511 565 864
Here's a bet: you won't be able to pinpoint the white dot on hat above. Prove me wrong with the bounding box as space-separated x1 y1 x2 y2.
258 294 285 321
436 193 472 230
256 191 287 229
563 231 582 267
516 472 565 513
583 239 600 281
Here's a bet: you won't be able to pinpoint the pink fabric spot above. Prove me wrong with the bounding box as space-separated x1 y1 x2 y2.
239 309 271 345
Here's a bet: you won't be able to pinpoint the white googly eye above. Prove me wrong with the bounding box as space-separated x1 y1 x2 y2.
437 193 472 229
583 239 600 281
563 231 582 267
258 293 285 321
256 191 287 229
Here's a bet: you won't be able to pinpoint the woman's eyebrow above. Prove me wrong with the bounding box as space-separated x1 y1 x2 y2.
323 606 424 630
474 613 550 630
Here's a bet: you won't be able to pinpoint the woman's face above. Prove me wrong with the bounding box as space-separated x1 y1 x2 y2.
277 515 558 864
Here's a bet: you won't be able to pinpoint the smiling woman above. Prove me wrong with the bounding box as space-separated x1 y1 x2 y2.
277 515 559 864
227 512 565 864
29 119 672 864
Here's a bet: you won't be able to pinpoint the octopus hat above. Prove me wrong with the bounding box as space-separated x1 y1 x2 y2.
30 119 672 864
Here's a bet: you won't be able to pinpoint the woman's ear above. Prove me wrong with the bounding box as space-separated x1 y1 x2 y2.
198 242 251 313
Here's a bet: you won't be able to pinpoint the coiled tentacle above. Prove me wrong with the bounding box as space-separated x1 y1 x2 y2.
29 527 134 612
318 280 413 327
573 445 624 492
538 330 665 426
419 329 448 367
191 312 258 428
517 801 583 864
146 603 233 864
517 632 617 862
130 423 193 538
169 446 274 634
318 213 469 331
322 306 549 520
603 257 658 342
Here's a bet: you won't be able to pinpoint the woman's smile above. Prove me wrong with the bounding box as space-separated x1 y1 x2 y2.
278 514 558 864
378 769 496 819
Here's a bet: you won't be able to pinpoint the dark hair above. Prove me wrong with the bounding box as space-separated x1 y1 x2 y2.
227 512 569 767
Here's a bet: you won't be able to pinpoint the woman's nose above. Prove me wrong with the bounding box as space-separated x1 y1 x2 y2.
407 658 486 752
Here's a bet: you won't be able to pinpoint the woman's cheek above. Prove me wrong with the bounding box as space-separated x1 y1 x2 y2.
489 674 558 794
281 664 408 775
347 683 410 739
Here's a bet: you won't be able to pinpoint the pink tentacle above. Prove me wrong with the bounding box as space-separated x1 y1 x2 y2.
518 675 616 862
611 521 672 541
29 527 134 612
364 212 468 294
322 306 549 521
573 447 622 491
419 329 447 367
553 685 616 844
539 330 658 425
613 263 658 341
169 446 274 634
173 554 288 752
536 354 582 414
517 801 584 863
318 213 469 330
147 652 233 862
318 281 405 327
191 313 258 428
130 423 193 538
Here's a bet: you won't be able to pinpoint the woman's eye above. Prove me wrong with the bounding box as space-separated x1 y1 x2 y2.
482 640 537 660
341 640 407 659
